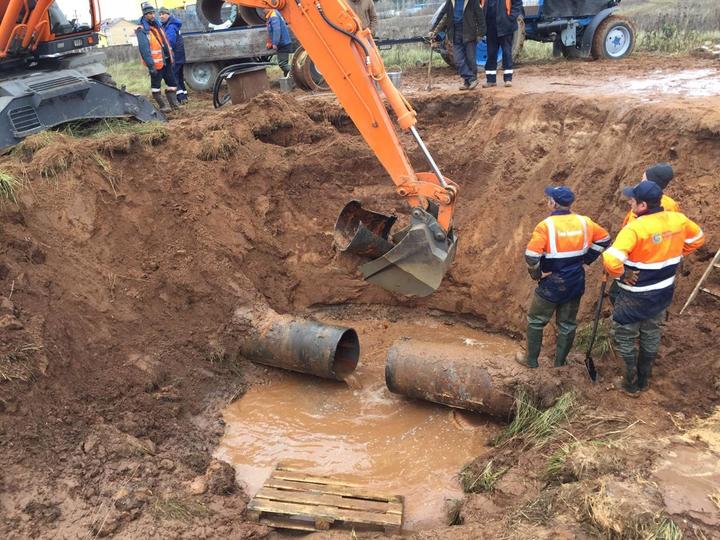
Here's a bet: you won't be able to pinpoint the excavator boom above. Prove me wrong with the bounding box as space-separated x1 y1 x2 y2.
200 0 458 296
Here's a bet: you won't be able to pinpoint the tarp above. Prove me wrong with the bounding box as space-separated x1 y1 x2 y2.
541 0 611 18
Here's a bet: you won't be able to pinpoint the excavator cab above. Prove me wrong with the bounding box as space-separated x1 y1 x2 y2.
335 201 457 297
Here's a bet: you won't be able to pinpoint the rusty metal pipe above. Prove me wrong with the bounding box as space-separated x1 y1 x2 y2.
238 316 359 381
385 339 525 418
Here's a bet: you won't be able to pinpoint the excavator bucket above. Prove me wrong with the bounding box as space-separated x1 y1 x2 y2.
335 201 457 297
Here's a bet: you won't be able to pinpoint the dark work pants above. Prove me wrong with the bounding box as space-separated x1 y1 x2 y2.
277 43 293 77
485 29 513 83
613 308 664 391
173 62 187 101
526 293 581 367
452 22 478 84
150 62 177 92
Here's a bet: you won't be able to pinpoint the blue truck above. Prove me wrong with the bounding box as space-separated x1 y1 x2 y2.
433 0 636 67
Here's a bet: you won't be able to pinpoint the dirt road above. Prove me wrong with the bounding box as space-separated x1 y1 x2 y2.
0 54 718 538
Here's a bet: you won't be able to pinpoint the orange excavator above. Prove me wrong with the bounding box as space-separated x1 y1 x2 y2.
0 1 160 149
200 0 458 297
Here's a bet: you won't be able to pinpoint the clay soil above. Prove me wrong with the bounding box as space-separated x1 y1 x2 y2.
1 54 719 539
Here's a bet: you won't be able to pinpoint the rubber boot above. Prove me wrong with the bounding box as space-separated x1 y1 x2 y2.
637 351 655 391
165 89 180 110
621 355 640 396
554 333 575 367
516 327 542 369
153 92 170 113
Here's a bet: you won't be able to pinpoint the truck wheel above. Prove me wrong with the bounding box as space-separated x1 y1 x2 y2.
591 15 636 60
185 62 220 91
440 36 454 67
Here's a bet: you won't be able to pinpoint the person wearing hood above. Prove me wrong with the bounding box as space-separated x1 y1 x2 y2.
159 7 188 103
135 2 179 112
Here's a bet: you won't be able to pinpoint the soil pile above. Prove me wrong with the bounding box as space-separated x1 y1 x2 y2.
0 78 719 538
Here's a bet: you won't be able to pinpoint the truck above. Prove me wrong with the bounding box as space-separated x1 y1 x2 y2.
433 0 636 67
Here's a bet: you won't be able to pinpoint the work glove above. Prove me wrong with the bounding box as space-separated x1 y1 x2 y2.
266 40 274 49
621 268 640 286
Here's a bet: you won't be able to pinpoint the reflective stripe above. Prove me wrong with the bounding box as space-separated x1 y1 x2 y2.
544 217 557 254
605 246 627 262
590 243 606 252
617 276 676 292
504 69 514 74
596 235 611 243
685 231 704 244
544 249 587 259
625 255 683 270
580 216 588 249
525 249 542 257
485 70 497 75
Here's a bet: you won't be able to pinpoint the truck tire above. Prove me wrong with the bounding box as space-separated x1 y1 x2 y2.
440 37 454 67
185 62 221 91
591 15 636 60
91 72 117 87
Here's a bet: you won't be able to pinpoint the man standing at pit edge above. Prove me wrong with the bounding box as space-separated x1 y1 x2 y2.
481 0 523 87
136 2 179 112
516 186 611 368
347 0 378 37
264 8 293 78
159 7 188 104
603 181 704 396
429 0 486 90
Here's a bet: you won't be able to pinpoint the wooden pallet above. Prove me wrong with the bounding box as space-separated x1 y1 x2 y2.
246 465 404 534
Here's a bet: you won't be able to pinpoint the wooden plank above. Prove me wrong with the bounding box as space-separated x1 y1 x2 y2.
256 487 401 515
700 286 720 299
269 473 403 503
248 499 402 527
257 515 318 532
272 469 364 488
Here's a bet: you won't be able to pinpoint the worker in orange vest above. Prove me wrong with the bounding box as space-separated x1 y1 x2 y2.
136 2 179 113
603 181 704 395
517 186 611 368
481 0 523 87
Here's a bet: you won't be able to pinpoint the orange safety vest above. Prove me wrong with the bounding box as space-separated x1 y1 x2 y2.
526 213 610 262
622 194 679 227
141 26 173 70
480 0 512 16
603 210 704 293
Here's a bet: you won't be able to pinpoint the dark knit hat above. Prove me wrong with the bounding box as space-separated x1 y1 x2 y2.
645 163 674 189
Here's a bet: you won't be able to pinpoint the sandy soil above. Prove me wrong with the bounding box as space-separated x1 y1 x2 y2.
1 54 719 538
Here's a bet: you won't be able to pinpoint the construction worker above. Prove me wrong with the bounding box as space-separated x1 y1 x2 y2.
347 0 378 36
136 2 179 112
429 0 486 90
603 181 704 395
159 7 188 104
264 9 293 78
516 186 611 368
622 163 679 227
481 0 523 87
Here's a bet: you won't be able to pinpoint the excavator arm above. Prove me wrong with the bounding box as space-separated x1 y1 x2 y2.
200 0 459 296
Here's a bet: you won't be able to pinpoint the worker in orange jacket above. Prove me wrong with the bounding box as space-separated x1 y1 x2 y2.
517 186 611 368
603 181 704 395
136 2 179 113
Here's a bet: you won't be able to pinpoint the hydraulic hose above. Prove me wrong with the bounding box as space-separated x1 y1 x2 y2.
314 1 371 65
212 62 271 108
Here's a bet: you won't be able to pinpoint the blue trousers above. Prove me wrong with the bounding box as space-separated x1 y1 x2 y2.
485 29 513 83
452 22 478 84
173 62 187 101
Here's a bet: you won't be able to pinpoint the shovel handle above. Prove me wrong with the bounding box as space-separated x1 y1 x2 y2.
586 274 609 357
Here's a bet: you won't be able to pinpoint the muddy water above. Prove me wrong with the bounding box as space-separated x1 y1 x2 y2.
217 314 520 530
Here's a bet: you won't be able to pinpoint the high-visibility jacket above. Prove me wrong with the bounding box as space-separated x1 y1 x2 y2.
525 209 611 304
622 194 679 227
136 19 174 71
603 209 705 324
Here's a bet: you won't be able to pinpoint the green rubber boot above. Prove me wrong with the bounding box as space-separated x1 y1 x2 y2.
637 352 656 391
621 354 640 395
554 333 575 367
516 327 542 368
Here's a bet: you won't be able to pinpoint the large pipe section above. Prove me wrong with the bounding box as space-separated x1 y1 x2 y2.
385 339 564 418
236 310 359 381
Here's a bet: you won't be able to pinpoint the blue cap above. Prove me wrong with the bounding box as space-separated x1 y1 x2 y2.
623 181 662 203
544 186 575 206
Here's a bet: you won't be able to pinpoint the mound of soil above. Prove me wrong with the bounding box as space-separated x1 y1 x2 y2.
1 67 719 538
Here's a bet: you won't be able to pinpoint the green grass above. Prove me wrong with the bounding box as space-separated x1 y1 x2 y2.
651 518 683 540
491 390 577 448
380 43 450 69
445 498 463 526
150 497 209 521
106 61 152 96
574 318 615 359
0 170 20 202
544 443 573 481
459 459 508 493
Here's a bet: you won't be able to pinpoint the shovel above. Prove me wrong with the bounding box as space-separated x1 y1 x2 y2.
584 274 608 382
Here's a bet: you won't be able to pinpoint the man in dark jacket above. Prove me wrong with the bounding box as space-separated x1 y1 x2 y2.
135 2 178 112
264 9 293 77
481 0 522 87
430 0 486 90
159 7 188 103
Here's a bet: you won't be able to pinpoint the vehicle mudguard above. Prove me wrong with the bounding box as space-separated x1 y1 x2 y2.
580 6 619 55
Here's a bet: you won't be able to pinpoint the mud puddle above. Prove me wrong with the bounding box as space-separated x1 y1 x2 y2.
217 314 520 530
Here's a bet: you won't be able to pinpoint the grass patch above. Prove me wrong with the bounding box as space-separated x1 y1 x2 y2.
150 497 209 522
207 349 243 378
652 518 683 540
0 344 41 382
198 132 239 161
491 390 577 448
544 443 573 482
0 170 20 202
459 459 507 493
574 318 615 359
106 61 152 96
445 498 463 526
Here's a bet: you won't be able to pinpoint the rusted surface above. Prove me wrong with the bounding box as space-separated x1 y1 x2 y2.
333 200 396 258
385 339 566 418
236 309 359 381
